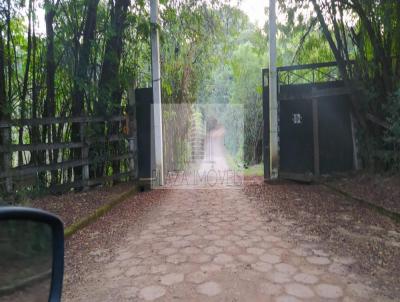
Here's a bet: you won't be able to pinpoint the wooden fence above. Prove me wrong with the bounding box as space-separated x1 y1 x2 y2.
0 115 137 195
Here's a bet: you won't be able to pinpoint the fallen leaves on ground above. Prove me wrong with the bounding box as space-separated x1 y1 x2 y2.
29 182 135 227
244 176 400 298
331 173 400 214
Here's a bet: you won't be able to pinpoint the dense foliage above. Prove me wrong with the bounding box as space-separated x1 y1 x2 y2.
0 0 228 193
0 0 151 191
279 0 400 171
202 0 400 172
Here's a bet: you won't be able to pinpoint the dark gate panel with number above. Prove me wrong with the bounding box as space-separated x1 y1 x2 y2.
262 62 356 181
279 94 314 176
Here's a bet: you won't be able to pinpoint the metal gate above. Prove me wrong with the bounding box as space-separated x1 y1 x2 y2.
136 88 154 189
263 62 356 181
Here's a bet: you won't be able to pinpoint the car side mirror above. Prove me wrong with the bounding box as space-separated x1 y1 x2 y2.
0 207 64 302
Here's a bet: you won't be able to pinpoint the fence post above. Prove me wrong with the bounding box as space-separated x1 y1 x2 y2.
2 127 12 193
80 123 89 190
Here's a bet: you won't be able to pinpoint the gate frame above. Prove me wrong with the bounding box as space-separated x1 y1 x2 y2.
262 61 359 181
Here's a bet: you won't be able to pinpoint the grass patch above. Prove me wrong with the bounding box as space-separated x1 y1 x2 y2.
225 152 264 177
225 152 242 172
243 163 264 177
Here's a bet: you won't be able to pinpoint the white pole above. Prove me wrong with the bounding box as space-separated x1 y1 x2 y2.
269 0 279 179
150 0 164 186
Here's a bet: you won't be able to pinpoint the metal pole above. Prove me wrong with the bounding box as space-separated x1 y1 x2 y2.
269 0 279 179
150 0 164 186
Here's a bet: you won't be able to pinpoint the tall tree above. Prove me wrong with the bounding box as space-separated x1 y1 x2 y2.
71 0 100 116
97 0 130 115
309 0 364 126
31 1 40 167
71 0 100 182
43 0 58 184
18 0 33 165
96 0 130 176
44 0 56 124
0 29 6 122
0 26 7 177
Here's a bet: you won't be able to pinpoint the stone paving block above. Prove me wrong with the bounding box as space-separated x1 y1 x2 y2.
213 253 234 264
266 271 293 283
251 261 273 272
284 283 315 298
237 254 258 263
160 273 184 285
139 285 166 301
259 253 281 264
196 281 222 296
246 247 265 255
275 263 298 275
315 283 344 299
293 273 319 284
186 271 209 284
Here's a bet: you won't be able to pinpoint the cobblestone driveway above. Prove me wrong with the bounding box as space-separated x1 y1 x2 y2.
66 186 388 302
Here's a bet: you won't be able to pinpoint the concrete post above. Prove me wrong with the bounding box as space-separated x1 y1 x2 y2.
269 0 279 179
150 0 164 186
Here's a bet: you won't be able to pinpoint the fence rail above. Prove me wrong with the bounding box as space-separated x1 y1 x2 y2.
262 61 356 87
0 114 137 195
0 115 125 128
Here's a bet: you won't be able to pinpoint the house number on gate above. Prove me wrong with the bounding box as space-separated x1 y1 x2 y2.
292 113 303 125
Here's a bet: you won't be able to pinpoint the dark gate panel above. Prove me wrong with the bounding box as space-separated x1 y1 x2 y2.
262 62 356 181
135 88 153 184
318 96 354 174
263 87 270 179
279 95 314 175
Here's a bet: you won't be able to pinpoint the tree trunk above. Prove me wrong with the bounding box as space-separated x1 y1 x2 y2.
18 0 33 166
70 0 100 185
0 30 6 122
31 8 39 167
6 0 12 112
43 0 57 186
0 28 7 178
2 0 12 192
96 0 130 178
97 0 130 112
396 2 400 77
351 0 392 95
311 0 365 128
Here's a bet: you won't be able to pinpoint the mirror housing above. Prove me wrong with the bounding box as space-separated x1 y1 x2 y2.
0 207 64 302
